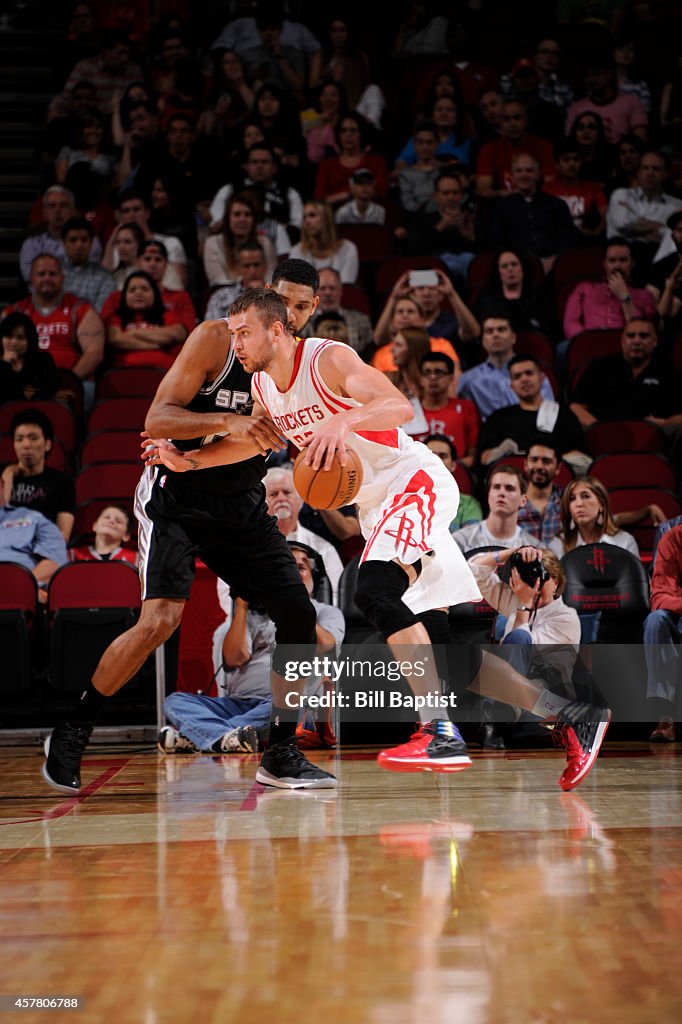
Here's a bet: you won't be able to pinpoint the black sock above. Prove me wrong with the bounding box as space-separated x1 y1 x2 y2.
73 681 107 724
268 706 297 746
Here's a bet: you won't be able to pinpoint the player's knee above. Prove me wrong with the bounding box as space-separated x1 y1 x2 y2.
355 560 419 639
142 602 183 645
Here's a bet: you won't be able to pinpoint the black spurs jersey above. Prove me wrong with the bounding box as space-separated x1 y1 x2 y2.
166 343 266 495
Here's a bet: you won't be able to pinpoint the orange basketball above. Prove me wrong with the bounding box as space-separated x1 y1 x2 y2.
292 446 363 510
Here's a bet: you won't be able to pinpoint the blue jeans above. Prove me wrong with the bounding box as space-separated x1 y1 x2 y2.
501 627 533 675
643 609 682 705
164 692 272 751
481 628 535 724
579 612 601 644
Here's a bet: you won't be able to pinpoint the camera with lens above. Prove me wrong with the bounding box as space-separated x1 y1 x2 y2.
508 550 549 589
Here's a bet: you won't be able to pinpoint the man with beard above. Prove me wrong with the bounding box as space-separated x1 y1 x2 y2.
517 438 565 545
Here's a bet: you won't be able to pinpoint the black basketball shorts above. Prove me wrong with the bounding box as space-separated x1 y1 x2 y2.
135 469 302 603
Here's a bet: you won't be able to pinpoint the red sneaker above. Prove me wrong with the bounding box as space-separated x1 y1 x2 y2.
377 720 472 773
650 717 677 742
553 703 612 791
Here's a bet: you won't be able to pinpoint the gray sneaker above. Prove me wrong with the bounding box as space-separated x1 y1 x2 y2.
157 726 198 754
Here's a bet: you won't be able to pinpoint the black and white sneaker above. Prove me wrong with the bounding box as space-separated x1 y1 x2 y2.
220 725 260 753
255 736 337 789
157 726 199 754
42 721 94 794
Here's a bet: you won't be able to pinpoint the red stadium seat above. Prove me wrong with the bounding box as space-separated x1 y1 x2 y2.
341 283 372 316
0 562 39 693
87 397 152 434
566 329 623 394
585 419 667 457
79 430 144 468
515 331 555 367
336 223 398 263
591 452 677 492
75 462 144 505
552 246 605 298
95 367 165 401
46 560 141 692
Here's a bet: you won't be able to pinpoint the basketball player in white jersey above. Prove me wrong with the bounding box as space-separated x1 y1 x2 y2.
145 288 613 786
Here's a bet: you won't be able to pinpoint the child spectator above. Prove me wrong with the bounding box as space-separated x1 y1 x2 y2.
69 504 138 566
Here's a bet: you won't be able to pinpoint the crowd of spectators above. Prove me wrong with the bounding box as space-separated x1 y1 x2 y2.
3 1 682 740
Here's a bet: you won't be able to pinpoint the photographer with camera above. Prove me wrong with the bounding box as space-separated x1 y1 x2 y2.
468 545 581 679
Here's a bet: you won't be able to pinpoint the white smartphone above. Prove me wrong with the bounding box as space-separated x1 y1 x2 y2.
409 269 439 288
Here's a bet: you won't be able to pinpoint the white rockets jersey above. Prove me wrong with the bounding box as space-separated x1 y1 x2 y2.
252 337 429 511
253 337 482 609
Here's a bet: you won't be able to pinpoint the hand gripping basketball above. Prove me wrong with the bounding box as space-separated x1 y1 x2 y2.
292 446 363 509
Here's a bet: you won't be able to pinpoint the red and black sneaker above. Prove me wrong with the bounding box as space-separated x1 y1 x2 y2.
553 702 612 791
377 720 472 773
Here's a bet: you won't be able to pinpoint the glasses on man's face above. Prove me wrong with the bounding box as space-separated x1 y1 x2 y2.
625 331 653 340
421 368 450 378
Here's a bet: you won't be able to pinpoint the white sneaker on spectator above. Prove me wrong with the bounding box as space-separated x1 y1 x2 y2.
220 725 260 753
157 726 198 754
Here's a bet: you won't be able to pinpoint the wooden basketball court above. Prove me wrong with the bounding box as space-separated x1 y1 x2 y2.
1 740 680 1023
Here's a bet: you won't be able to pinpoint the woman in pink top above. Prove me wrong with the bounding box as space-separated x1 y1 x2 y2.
305 80 348 164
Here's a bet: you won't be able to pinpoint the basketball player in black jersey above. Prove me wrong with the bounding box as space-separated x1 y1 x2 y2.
42 259 336 793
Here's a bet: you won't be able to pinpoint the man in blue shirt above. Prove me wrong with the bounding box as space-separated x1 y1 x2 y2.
457 313 553 420
0 503 68 597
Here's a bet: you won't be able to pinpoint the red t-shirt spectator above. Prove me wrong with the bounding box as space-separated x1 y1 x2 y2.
413 398 480 460
544 178 607 232
105 309 185 369
101 287 196 337
3 293 93 371
70 545 138 566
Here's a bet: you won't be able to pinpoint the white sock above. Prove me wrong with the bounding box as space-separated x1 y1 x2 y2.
419 698 448 724
530 688 571 720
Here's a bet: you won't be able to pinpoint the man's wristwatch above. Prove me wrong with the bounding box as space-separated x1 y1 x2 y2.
620 294 632 302
517 604 530 612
